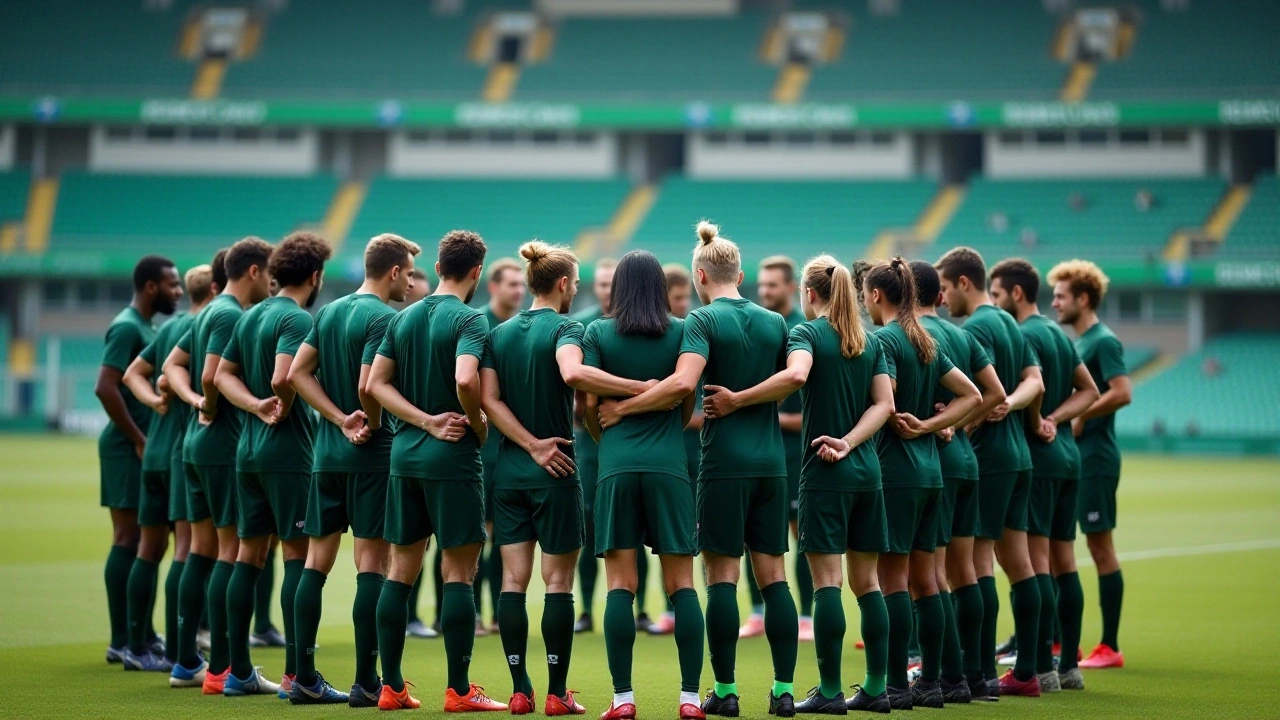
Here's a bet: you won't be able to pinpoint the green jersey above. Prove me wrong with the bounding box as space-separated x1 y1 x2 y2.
98 306 156 458
222 296 315 473
482 308 585 489
961 304 1035 474
137 312 192 472
304 293 396 473
875 321 953 489
569 304 606 462
788 318 888 492
377 295 488 481
180 293 244 467
582 317 687 482
682 297 789 481
1075 321 1126 477
1020 314 1083 479
780 307 806 452
921 315 990 482
571 304 606 326
478 306 513 480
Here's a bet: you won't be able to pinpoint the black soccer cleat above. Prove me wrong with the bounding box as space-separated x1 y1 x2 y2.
968 676 998 702
702 690 740 717
845 686 890 714
768 690 797 717
909 678 944 709
887 686 914 711
939 677 971 704
995 633 1017 657
793 687 845 715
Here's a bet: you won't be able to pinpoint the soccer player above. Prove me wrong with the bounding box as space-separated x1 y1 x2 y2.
1048 260 1132 671
120 264 214 671
739 255 813 642
213 231 331 696
476 258 526 635
703 256 896 713
581 250 703 720
600 223 799 718
989 258 1100 691
285 233 422 706
934 246 1045 698
96 255 181 664
366 230 507 712
163 237 274 692
861 258 981 710
569 257 616 634
909 260 1006 704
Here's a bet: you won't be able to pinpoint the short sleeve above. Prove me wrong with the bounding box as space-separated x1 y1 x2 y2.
176 330 192 354
276 311 312 357
1098 336 1127 382
786 323 813 357
678 310 711 359
968 335 992 373
880 334 899 381
1023 340 1041 369
480 331 496 370
871 336 890 377
456 312 488 359
363 311 392 365
101 322 142 372
581 323 603 369
556 320 585 350
138 340 158 368
221 327 242 365
963 321 995 357
775 315 789 371
936 350 955 376
303 315 319 350
376 315 400 360
206 308 238 357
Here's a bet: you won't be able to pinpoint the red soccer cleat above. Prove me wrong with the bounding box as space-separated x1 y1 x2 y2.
445 684 509 712
509 691 535 715
855 639 865 650
680 702 706 720
202 667 229 695
546 691 586 716
599 701 636 720
997 669 1042 697
379 681 422 710
1079 643 1124 669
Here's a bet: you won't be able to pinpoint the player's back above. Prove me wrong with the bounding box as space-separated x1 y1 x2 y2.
1075 321 1126 473
962 304 1033 473
684 297 788 480
140 312 192 471
875 320 949 488
1020 313 1082 476
184 293 244 465
921 315 987 481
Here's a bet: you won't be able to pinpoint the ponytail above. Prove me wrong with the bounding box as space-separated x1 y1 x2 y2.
865 256 937 365
802 254 865 358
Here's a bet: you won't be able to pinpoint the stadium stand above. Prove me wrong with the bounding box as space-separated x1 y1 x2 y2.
33 334 105 415
0 173 30 237
936 177 1226 264
1125 344 1159 373
1222 174 1279 260
1118 334 1280 438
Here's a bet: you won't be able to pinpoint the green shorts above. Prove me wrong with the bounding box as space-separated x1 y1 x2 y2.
493 485 585 556
938 477 980 546
594 472 696 557
168 452 188 524
785 444 802 519
697 476 790 557
1077 473 1118 535
138 471 173 527
186 463 237 528
976 469 1032 540
1029 475 1079 541
237 471 310 541
482 465 497 524
100 453 141 510
884 487 941 555
306 471 389 540
384 475 487 549
797 488 888 555
575 427 599 514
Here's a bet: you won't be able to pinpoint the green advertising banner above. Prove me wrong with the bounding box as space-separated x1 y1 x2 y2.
1 97 1278 130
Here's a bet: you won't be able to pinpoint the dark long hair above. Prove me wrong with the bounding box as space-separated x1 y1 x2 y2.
866 257 937 364
610 250 671 337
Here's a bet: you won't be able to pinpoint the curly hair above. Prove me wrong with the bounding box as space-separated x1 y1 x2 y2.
268 231 332 288
1048 259 1110 310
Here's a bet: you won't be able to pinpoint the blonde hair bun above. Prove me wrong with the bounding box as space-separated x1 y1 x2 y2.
696 220 719 245
520 240 549 263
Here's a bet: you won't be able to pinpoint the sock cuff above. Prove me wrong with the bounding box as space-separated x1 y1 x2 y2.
356 571 386 586
442 581 472 594
500 591 527 603
1010 576 1038 590
912 592 942 607
213 559 235 571
606 589 635 601
382 578 414 594
108 544 134 557
1099 569 1124 581
134 556 160 568
953 582 980 595
301 568 327 584
544 592 575 603
938 590 952 600
856 589 884 606
883 590 910 602
760 581 791 596
977 575 997 588
814 586 842 598
283 558 306 569
186 553 216 571
668 587 697 602
1056 570 1080 581
707 582 737 594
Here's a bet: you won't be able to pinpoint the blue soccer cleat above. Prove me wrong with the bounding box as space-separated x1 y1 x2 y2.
123 649 174 672
348 681 383 708
289 674 350 705
105 646 125 664
224 667 282 697
169 657 208 688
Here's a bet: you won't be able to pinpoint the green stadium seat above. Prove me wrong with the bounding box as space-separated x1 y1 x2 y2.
1125 344 1158 373
1221 174 1279 260
0 173 30 226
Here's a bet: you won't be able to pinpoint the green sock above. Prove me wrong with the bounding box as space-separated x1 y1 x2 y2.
226 561 261 679
488 549 504 627
207 560 235 674
705 582 739 687
406 572 423 624
498 592 534 696
253 546 275 634
376 579 412 691
744 556 764 609
146 566 159 641
884 591 912 689
432 550 445 624
1010 576 1042 681
634 552 649 617
604 589 635 693
1035 574 1056 674
813 586 845 699
542 593 575 697
444 582 477 695
762 581 798 684
354 572 385 692
176 553 214 668
126 557 159 654
1098 569 1124 652
473 553 487 623
857 590 889 697
578 515 597 618
953 582 984 682
908 612 921 659
281 559 304 676
1055 572 1084 673
938 591 964 683
104 545 133 650
977 576 999 679
293 568 326 686
670 588 704 693
913 593 944 682
796 554 814 617
164 560 184 661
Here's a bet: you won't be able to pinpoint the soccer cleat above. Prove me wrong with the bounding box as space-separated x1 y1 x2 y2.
406 620 439 638
939 677 971 704
196 629 212 654
738 615 766 639
793 687 845 714
289 673 350 704
994 634 1017 657
909 678 944 709
379 681 422 710
545 691 586 716
680 702 707 720
998 651 1017 666
202 667 229 695
105 646 125 664
444 684 509 712
648 612 676 636
854 640 864 650
967 676 998 702
845 686 890 714
573 614 594 634
1058 668 1085 690
997 669 1041 697
278 673 295 700
634 613 655 634
768 691 796 717
1079 643 1124 669
509 691 535 715
1038 670 1060 693
169 658 208 688
224 667 283 697
147 635 167 657
250 626 287 648
599 701 637 720
886 686 913 711
474 616 490 637
350 681 384 708
797 617 815 642
122 649 174 672
701 690 739 717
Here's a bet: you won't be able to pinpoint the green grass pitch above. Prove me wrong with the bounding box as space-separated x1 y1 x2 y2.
1 434 1278 719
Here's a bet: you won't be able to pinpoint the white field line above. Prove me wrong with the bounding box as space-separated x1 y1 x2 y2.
1076 538 1280 566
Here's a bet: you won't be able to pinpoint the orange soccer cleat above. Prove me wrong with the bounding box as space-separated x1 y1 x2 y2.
1079 643 1124 669
379 681 422 710
508 691 535 715
997 669 1042 697
545 691 586 716
445 684 509 712
202 667 229 695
